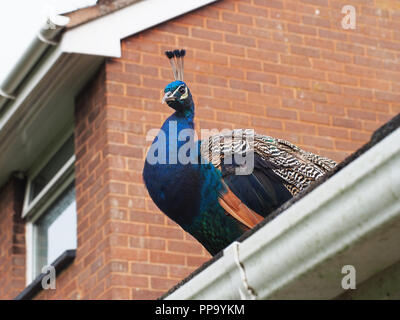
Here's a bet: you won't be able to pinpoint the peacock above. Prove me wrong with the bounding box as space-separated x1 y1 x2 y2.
142 49 337 256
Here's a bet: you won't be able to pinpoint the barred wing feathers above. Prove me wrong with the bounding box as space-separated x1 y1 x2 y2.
200 129 337 197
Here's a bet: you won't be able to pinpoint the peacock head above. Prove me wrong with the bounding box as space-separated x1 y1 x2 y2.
162 80 193 112
162 49 193 113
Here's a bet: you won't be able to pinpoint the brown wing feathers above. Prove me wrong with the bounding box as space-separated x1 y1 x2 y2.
218 185 264 229
202 130 337 228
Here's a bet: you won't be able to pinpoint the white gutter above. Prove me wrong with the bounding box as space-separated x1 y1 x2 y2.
165 127 400 299
0 14 70 111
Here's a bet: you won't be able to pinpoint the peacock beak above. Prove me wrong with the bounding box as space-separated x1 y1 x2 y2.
162 91 176 104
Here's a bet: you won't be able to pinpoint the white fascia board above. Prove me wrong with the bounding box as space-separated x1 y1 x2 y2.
61 0 219 57
166 127 400 300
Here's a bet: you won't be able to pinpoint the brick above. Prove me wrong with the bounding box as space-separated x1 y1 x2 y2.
266 107 297 120
304 37 334 50
178 14 204 27
187 256 210 267
213 43 245 56
316 104 345 116
238 3 269 16
131 263 167 277
107 72 141 85
254 0 283 9
328 73 358 86
108 274 148 288
258 40 288 53
354 56 383 69
213 88 246 101
300 111 330 124
232 101 265 115
281 55 311 67
194 51 228 65
303 135 333 149
318 29 347 41
230 79 261 92
126 86 160 100
282 98 313 111
251 117 283 129
130 237 166 250
293 67 326 81
169 266 195 279
334 140 364 151
222 12 253 25
336 42 365 55
150 251 185 265
291 45 320 58
178 37 210 51
130 210 164 225
192 28 222 41
264 84 294 97
206 19 237 34
247 48 279 62
148 226 184 240
375 91 400 103
312 59 343 72
318 126 349 139
273 29 302 42
333 117 362 130
321 51 351 64
350 130 371 142
246 71 277 83
157 23 189 35
151 277 180 290
288 23 317 36
168 240 203 254
297 90 327 103
302 15 331 28
131 289 164 300
226 34 256 47
124 39 158 53
280 76 310 89
216 111 250 126
285 121 316 134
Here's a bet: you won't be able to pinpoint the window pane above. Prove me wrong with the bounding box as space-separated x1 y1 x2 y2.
30 136 74 202
33 182 76 278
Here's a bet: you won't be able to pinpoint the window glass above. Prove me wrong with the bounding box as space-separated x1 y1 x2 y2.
33 182 76 278
29 136 74 202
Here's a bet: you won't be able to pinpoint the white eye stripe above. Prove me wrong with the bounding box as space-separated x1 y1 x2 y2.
180 87 188 100
172 85 185 95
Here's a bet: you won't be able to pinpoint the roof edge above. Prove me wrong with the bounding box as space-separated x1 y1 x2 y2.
164 115 400 299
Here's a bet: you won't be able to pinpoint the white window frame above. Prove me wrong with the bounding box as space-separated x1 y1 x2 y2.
24 127 76 285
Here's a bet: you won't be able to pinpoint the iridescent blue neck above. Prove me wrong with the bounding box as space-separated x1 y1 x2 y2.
156 100 196 165
182 103 195 124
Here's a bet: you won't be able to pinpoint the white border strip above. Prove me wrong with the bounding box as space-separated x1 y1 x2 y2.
61 0 219 57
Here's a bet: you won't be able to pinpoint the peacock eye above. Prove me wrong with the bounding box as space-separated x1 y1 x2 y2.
178 86 186 94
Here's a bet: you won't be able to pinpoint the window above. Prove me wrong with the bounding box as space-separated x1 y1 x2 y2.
24 132 76 283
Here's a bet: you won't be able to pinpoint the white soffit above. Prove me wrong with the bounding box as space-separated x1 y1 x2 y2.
61 0 219 57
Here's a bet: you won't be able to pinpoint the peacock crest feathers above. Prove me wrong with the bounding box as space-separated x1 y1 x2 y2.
200 129 337 196
165 49 186 81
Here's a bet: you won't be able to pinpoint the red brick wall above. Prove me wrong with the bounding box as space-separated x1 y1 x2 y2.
3 0 400 300
100 0 399 297
0 177 26 299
